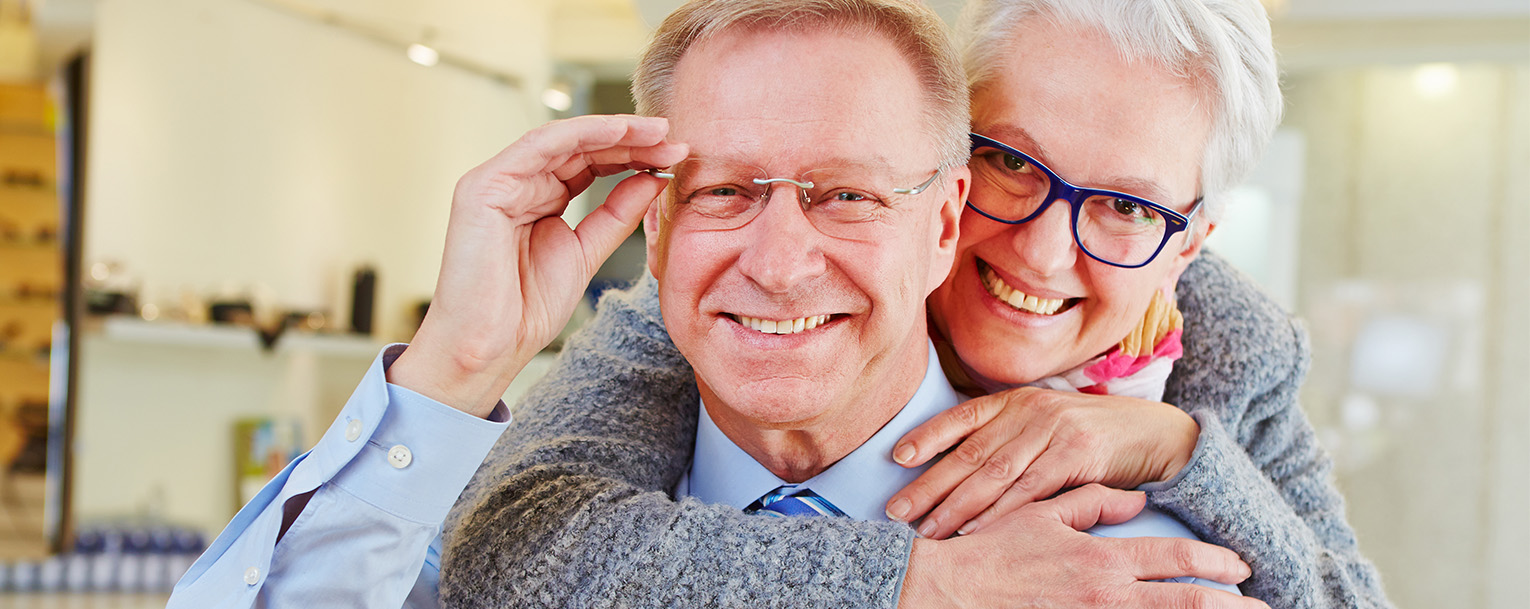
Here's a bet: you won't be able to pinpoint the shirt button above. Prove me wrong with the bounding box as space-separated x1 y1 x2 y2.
345 419 363 442
243 566 260 585
387 445 413 469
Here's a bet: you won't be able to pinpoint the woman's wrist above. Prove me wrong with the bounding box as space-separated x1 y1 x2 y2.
1154 406 1201 483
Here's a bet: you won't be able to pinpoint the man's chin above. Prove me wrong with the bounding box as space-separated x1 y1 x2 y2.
704 378 842 430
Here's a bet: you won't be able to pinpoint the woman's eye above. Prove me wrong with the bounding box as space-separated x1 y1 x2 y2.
1112 198 1141 216
1003 154 1029 172
707 186 740 197
833 191 867 202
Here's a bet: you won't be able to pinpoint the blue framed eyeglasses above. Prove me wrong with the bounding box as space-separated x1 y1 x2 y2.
967 133 1202 269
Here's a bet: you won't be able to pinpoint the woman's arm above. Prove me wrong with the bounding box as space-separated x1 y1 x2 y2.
1146 253 1392 608
1147 314 1391 608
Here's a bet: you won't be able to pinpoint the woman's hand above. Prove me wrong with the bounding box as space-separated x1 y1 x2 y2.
884 387 1200 539
390 115 687 418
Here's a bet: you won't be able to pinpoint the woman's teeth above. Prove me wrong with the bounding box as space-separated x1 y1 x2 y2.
981 267 1066 315
734 314 830 335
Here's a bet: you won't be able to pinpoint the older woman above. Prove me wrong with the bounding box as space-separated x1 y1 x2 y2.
442 0 1391 608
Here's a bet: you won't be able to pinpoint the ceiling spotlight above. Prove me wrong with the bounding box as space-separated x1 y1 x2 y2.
407 43 440 67
542 87 574 112
1413 63 1458 99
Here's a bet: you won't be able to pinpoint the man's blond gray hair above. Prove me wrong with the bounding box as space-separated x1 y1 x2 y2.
960 0 1282 224
632 0 970 172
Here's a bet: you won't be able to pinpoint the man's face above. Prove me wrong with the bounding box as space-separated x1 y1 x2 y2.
647 26 963 433
928 20 1212 385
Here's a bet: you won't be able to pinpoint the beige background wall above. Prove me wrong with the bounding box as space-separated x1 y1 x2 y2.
1284 63 1529 609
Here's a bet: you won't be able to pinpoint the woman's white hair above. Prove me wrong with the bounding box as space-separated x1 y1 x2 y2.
960 0 1282 224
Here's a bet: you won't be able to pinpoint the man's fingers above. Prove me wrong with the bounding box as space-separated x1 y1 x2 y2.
572 171 668 277
500 115 671 177
550 141 689 184
1125 538 1253 586
893 395 1009 468
1031 484 1146 532
1127 581 1269 609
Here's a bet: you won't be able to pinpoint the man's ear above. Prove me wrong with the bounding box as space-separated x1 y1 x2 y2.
926 167 968 296
1160 220 1213 293
644 200 665 281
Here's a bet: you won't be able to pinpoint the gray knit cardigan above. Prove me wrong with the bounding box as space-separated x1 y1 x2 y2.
440 252 1394 608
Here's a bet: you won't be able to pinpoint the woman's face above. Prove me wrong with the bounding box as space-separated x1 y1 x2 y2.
928 21 1213 385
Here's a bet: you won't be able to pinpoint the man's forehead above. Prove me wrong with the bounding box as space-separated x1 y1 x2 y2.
665 25 937 172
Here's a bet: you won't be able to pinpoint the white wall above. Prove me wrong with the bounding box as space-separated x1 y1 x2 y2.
85 0 551 340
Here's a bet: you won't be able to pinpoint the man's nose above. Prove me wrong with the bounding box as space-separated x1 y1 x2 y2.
1009 198 1078 276
736 187 828 293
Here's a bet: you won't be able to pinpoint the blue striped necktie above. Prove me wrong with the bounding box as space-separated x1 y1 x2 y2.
744 485 848 518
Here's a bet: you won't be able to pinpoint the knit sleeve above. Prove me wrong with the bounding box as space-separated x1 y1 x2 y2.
438 275 914 609
1143 315 1393 608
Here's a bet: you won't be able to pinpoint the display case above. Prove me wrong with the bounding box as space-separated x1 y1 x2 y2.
0 81 61 558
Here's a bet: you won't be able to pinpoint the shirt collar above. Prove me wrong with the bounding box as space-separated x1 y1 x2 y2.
682 341 964 521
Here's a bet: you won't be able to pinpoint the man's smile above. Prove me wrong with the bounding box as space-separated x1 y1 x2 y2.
728 313 840 335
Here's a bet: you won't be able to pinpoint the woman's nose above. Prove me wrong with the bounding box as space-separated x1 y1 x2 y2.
1009 198 1078 277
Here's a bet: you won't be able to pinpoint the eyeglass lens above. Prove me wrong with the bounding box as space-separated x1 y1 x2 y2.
969 145 1172 267
662 159 901 240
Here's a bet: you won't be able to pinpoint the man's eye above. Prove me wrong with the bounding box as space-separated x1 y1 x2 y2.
833 191 867 202
707 186 740 197
1003 154 1029 172
1112 198 1141 216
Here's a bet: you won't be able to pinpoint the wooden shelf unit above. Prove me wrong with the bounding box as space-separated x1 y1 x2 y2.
0 84 61 482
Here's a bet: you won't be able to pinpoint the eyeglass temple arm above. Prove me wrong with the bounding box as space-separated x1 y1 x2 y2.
893 170 941 195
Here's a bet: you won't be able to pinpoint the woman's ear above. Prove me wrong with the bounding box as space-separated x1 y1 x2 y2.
1161 221 1213 293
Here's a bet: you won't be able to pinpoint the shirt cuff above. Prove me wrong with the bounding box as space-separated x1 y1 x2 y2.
329 347 512 524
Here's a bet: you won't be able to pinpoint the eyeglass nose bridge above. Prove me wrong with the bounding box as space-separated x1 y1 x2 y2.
753 176 815 209
1016 174 1086 225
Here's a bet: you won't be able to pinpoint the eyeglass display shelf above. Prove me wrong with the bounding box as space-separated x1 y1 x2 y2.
86 316 387 358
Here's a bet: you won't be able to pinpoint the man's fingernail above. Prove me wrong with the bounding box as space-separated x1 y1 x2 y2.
893 443 916 464
916 518 939 539
956 522 975 536
886 497 911 522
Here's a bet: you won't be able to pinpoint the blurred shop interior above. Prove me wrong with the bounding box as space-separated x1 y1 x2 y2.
0 0 1524 606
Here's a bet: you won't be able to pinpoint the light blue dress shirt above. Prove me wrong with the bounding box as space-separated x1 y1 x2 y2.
166 344 511 609
680 341 1240 595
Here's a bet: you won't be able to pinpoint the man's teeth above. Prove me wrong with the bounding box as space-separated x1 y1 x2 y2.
981 267 1066 315
734 314 831 335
